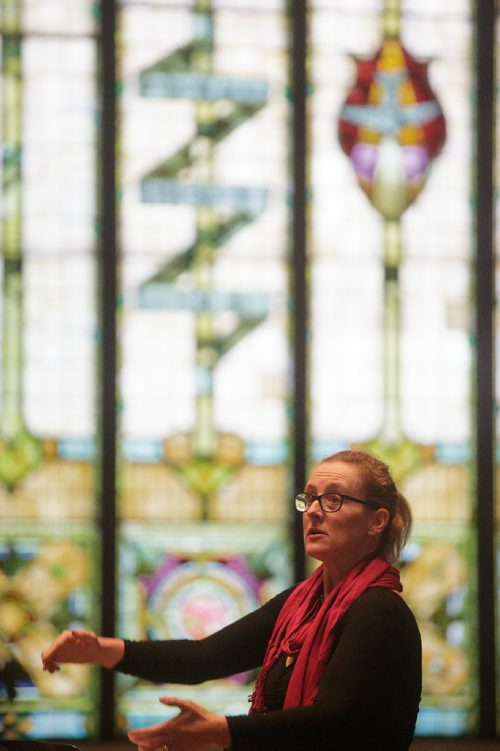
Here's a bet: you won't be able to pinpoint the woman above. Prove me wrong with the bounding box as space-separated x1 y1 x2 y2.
42 450 421 750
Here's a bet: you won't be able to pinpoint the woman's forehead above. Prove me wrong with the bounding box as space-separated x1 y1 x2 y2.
307 461 362 488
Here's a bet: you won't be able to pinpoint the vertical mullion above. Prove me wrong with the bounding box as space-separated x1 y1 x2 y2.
475 0 496 738
290 0 308 584
98 0 118 738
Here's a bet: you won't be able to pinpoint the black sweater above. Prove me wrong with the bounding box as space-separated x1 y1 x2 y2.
117 586 422 751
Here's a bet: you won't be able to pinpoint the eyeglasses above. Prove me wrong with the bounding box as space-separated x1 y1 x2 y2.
295 492 381 514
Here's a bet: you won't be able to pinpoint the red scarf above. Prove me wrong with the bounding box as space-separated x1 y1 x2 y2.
250 556 402 713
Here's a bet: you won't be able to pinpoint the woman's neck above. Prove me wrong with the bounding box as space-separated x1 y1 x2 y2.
322 565 346 596
322 551 378 596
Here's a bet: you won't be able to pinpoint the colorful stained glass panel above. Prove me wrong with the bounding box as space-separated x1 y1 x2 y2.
308 0 475 735
118 522 290 729
0 0 98 738
117 0 290 730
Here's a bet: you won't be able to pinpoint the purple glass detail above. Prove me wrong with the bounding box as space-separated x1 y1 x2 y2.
350 142 378 181
403 145 429 181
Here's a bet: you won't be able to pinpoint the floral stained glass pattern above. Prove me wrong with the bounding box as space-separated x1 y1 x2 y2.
118 522 290 728
0 533 97 738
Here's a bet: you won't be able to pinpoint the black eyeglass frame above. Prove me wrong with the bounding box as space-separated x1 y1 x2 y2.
295 492 381 513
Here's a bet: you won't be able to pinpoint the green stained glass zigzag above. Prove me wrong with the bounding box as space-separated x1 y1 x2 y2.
133 8 273 506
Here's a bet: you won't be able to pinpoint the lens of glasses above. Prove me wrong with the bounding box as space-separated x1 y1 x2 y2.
295 493 308 511
295 492 343 512
321 493 343 512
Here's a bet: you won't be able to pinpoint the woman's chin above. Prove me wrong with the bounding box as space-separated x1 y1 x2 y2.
305 540 328 561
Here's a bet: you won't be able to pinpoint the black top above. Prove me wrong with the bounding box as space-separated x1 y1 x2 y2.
117 585 422 751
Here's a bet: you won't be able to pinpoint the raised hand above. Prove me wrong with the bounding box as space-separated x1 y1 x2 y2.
127 696 231 751
41 629 124 672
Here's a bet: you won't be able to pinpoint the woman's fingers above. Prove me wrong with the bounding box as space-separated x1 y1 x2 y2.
128 718 168 745
41 630 72 670
159 697 195 712
127 698 186 748
41 659 60 673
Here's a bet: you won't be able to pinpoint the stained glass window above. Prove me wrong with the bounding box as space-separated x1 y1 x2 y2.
0 0 98 739
308 0 476 736
0 0 497 742
116 0 291 730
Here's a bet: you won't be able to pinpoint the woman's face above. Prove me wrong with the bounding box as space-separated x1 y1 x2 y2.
302 460 383 569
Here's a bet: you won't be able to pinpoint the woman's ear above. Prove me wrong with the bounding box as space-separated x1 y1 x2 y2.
368 507 391 537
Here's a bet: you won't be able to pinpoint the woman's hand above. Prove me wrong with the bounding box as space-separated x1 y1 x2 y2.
41 629 124 672
127 696 231 751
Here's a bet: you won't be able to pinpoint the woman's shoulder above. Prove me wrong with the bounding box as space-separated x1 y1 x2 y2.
346 586 420 632
339 588 421 669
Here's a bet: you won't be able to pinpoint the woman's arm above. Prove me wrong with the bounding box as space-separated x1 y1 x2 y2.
117 587 294 684
42 588 294 682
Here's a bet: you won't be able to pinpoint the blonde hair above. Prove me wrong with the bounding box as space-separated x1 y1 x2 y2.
321 449 412 562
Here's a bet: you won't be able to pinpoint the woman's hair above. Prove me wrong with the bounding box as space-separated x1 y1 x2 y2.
321 449 412 562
